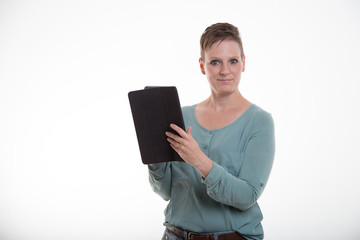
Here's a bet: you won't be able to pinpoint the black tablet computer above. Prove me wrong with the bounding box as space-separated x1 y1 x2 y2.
128 86 185 164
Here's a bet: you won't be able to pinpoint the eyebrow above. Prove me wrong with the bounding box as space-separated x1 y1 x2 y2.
207 56 240 60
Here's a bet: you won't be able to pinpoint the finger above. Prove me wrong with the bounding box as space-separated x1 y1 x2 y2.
169 143 180 153
170 123 187 138
165 131 183 143
166 137 179 146
186 126 192 135
169 141 182 154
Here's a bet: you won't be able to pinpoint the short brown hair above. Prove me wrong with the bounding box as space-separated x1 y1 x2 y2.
200 22 244 60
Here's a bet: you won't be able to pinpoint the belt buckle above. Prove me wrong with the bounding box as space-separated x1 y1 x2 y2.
187 231 196 240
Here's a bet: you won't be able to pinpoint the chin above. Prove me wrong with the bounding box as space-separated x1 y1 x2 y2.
214 87 237 96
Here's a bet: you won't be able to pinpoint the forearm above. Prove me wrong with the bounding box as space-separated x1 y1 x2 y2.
202 162 260 210
148 162 172 201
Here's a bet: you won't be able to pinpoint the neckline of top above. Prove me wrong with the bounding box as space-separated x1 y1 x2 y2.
190 104 256 132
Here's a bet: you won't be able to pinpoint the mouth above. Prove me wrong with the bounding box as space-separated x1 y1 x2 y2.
218 79 232 83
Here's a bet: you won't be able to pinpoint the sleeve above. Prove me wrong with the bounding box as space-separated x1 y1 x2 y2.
147 106 192 201
148 162 172 201
201 112 275 211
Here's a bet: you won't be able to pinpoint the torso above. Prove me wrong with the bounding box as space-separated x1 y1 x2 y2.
168 103 272 236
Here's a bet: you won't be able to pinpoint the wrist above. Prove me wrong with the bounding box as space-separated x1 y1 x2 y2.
195 154 213 179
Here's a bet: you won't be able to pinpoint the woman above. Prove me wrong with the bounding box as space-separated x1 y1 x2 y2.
149 22 275 240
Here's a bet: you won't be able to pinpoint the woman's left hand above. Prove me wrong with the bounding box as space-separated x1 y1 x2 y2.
165 124 213 178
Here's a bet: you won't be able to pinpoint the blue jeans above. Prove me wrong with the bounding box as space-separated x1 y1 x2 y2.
161 228 241 240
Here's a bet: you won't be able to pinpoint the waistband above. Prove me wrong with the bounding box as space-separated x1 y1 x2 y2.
167 226 245 240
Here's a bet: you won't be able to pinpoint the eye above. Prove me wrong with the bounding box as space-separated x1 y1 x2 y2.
210 60 220 65
230 59 238 64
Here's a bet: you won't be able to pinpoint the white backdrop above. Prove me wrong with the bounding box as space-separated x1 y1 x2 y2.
1 0 360 239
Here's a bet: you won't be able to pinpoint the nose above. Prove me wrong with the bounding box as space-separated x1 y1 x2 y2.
220 63 230 75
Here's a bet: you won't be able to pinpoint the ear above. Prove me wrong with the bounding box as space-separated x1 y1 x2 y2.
199 58 206 75
242 55 246 72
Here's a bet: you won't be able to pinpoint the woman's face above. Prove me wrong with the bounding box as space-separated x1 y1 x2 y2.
199 40 245 96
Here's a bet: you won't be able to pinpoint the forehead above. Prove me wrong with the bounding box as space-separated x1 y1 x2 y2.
205 40 241 58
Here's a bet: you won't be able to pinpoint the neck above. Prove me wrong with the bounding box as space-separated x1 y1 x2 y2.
205 90 245 112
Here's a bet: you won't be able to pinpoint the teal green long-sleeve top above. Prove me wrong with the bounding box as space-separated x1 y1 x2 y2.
148 104 275 240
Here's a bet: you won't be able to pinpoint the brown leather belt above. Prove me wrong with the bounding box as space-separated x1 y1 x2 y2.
168 226 244 240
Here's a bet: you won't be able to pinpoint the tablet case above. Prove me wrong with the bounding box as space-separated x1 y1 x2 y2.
128 86 185 164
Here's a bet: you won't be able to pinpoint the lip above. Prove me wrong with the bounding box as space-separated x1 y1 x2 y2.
217 79 232 82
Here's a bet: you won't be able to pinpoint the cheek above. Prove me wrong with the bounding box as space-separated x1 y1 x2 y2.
232 65 243 75
205 66 218 77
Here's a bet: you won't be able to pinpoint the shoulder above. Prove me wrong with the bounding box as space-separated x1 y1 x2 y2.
248 104 274 130
181 104 194 112
181 105 195 117
181 105 196 127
